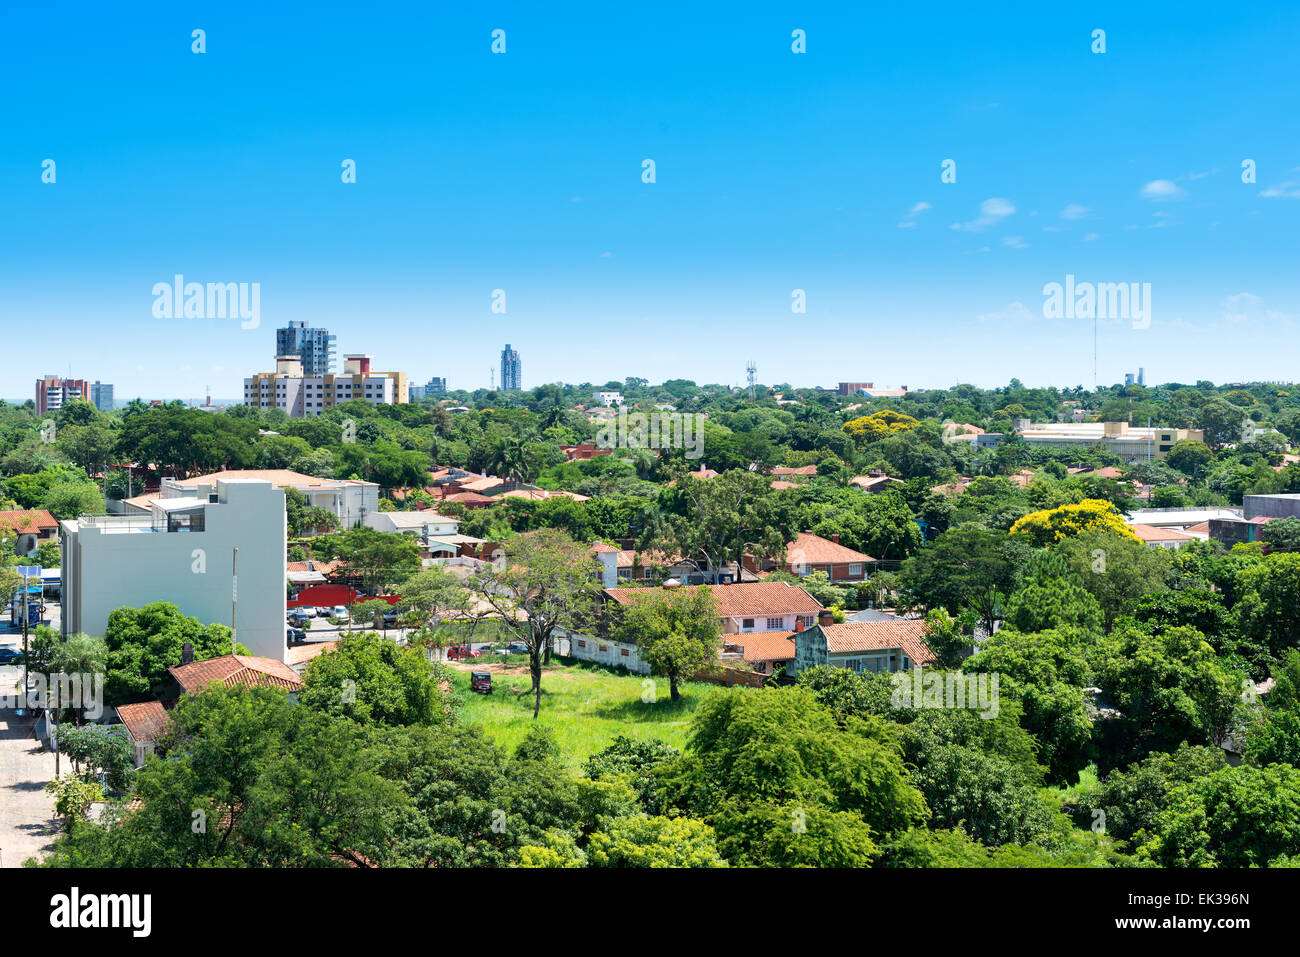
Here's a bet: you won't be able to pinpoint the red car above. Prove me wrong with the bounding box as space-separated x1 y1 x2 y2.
447 644 482 660
470 671 493 694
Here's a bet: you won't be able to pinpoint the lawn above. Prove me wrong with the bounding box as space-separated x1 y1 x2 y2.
449 659 716 770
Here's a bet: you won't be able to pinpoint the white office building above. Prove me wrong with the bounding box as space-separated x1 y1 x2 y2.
61 478 288 661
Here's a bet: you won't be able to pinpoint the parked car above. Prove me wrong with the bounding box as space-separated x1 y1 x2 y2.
381 610 399 628
288 609 312 625
0 647 24 664
287 628 306 646
329 605 349 618
505 642 529 655
446 644 481 660
470 670 493 694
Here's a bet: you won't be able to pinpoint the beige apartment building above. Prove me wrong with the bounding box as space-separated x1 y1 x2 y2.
975 420 1204 462
244 354 408 417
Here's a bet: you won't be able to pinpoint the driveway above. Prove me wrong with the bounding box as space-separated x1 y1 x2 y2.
0 709 58 867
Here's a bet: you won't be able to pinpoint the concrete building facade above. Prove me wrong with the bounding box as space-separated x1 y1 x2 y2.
60 478 287 661
243 354 408 417
35 376 89 416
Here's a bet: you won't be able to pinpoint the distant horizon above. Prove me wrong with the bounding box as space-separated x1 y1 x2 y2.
5 373 1297 411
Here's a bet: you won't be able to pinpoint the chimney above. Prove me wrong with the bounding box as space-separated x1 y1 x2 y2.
818 609 834 628
181 641 195 665
831 533 840 545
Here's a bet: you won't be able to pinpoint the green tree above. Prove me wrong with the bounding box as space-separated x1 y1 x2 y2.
586 814 726 867
1138 763 1300 866
611 585 721 700
299 632 450 727
103 602 244 706
466 529 602 717
901 524 1030 636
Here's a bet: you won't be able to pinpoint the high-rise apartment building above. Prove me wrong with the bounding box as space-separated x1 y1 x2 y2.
90 381 114 412
35 376 89 416
243 354 408 417
500 344 521 391
275 321 336 376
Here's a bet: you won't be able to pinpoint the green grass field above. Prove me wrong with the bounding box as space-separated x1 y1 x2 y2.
450 660 717 769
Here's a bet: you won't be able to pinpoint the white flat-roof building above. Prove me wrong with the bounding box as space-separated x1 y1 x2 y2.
61 478 287 661
978 421 1204 463
120 469 378 534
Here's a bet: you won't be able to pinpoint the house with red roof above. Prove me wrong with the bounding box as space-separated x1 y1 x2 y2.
791 618 936 677
744 531 876 583
0 509 58 557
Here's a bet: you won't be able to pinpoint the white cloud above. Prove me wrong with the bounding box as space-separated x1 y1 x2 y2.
1060 204 1091 219
1083 232 1099 241
1002 235 1028 248
1140 179 1185 201
1222 292 1263 325
950 197 1015 231
977 301 1033 323
898 201 932 228
1260 181 1300 199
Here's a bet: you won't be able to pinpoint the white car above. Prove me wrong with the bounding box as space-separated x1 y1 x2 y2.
329 605 349 618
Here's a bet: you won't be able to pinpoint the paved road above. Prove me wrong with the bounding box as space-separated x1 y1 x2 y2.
0 709 58 867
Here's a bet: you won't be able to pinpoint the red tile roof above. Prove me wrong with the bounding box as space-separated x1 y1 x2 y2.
116 700 170 743
285 640 338 667
772 465 817 477
1130 524 1195 542
0 509 58 534
814 620 935 665
169 654 303 695
786 531 875 565
605 581 824 618
726 630 797 662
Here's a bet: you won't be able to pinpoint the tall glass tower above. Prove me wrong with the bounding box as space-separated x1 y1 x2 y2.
276 321 336 375
500 344 521 391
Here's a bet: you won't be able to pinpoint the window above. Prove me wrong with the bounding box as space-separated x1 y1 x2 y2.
766 617 784 630
849 564 862 577
599 644 608 653
576 639 586 648
845 658 862 672
620 648 629 657
742 618 754 630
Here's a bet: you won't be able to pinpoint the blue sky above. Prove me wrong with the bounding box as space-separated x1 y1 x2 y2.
2 1 1298 401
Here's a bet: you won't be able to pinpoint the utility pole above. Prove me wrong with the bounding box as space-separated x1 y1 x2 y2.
231 547 238 655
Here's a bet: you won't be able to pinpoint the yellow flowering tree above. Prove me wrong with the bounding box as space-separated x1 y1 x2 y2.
1009 498 1139 548
843 410 920 444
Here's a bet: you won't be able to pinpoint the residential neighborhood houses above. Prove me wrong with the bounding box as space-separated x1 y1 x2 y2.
4 368 1300 879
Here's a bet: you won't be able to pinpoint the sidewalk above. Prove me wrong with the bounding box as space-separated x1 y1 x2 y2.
0 710 58 867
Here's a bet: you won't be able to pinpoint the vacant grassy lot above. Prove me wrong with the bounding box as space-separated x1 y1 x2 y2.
449 660 716 769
